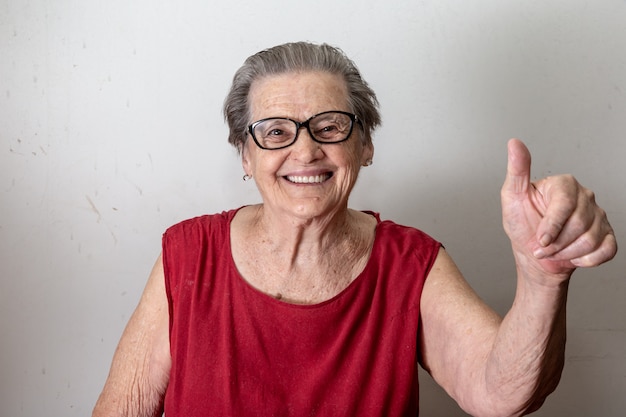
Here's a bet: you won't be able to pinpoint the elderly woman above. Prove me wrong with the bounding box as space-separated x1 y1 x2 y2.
93 42 616 417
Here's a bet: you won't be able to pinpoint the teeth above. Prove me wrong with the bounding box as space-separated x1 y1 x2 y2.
286 174 329 184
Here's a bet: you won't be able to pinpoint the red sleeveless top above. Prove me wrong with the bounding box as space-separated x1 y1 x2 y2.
162 209 440 416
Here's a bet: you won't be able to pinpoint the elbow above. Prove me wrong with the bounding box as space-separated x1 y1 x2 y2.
464 373 564 417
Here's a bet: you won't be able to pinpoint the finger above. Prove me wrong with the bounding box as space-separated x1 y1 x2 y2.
502 138 532 198
571 232 618 267
533 175 579 248
536 225 599 261
535 204 612 260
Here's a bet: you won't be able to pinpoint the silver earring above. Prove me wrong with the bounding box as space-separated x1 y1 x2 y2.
243 174 252 181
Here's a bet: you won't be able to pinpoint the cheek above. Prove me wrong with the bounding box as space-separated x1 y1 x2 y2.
334 148 365 185
344 143 368 167
242 143 269 174
248 152 287 179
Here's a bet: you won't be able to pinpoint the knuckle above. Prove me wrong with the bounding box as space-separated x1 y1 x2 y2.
581 187 596 203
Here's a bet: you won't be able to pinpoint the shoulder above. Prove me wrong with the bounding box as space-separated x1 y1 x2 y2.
360 212 442 276
368 212 441 250
163 208 240 241
161 208 242 267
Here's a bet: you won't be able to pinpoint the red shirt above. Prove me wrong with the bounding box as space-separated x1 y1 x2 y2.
163 209 440 416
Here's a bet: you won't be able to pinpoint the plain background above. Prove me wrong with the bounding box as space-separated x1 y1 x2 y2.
1 1 625 416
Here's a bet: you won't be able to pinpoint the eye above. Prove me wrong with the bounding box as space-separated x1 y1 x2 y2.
254 119 295 145
313 115 351 139
264 126 292 141
321 125 339 133
312 123 337 139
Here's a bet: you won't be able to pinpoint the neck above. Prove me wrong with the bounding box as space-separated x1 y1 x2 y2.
251 204 356 262
232 204 377 304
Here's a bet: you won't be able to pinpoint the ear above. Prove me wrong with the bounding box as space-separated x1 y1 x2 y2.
241 142 252 176
361 142 374 166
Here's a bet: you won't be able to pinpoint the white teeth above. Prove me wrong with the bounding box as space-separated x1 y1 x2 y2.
286 174 329 184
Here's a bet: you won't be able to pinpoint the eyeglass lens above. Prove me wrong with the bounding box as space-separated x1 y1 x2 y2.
252 112 353 149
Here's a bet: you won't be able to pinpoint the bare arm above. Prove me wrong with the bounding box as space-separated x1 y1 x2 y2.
419 139 617 417
420 249 568 417
93 255 171 417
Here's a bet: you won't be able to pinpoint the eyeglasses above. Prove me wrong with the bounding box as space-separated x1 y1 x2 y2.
247 110 360 150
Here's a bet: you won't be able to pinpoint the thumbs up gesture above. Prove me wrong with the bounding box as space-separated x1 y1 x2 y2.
500 139 617 281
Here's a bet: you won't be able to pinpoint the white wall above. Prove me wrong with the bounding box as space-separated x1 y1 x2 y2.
1 1 625 416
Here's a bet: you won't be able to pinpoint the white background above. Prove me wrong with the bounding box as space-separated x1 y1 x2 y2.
1 1 625 416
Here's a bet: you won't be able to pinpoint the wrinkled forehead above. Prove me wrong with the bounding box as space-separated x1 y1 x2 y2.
248 71 351 121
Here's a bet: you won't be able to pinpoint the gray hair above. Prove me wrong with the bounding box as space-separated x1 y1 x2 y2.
223 42 381 152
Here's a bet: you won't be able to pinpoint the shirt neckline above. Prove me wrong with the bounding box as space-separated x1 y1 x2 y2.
226 207 382 309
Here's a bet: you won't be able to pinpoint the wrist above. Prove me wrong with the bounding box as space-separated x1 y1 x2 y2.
511 245 575 289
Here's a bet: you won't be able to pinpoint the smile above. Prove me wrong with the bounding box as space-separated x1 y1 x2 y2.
285 173 332 184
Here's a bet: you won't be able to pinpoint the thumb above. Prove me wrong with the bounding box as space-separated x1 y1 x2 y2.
502 138 532 198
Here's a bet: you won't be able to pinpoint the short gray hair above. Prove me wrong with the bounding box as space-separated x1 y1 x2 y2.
223 42 381 152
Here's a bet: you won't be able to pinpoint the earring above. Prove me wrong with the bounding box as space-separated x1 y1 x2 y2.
364 159 373 167
243 174 252 181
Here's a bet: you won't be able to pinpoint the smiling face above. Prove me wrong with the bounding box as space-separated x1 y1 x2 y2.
242 71 374 221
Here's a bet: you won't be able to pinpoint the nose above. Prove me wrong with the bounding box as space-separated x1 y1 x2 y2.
291 126 324 162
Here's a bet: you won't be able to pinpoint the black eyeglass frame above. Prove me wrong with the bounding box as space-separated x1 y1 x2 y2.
246 110 361 150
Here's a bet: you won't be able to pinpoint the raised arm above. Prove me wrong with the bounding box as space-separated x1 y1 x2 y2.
93 255 171 417
419 139 617 417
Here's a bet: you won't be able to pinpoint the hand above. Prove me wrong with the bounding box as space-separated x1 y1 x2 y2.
500 139 617 278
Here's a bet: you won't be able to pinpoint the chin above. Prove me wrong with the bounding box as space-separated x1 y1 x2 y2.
287 198 346 219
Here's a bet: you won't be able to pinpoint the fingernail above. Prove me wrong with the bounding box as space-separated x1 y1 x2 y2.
533 247 546 258
539 234 552 247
